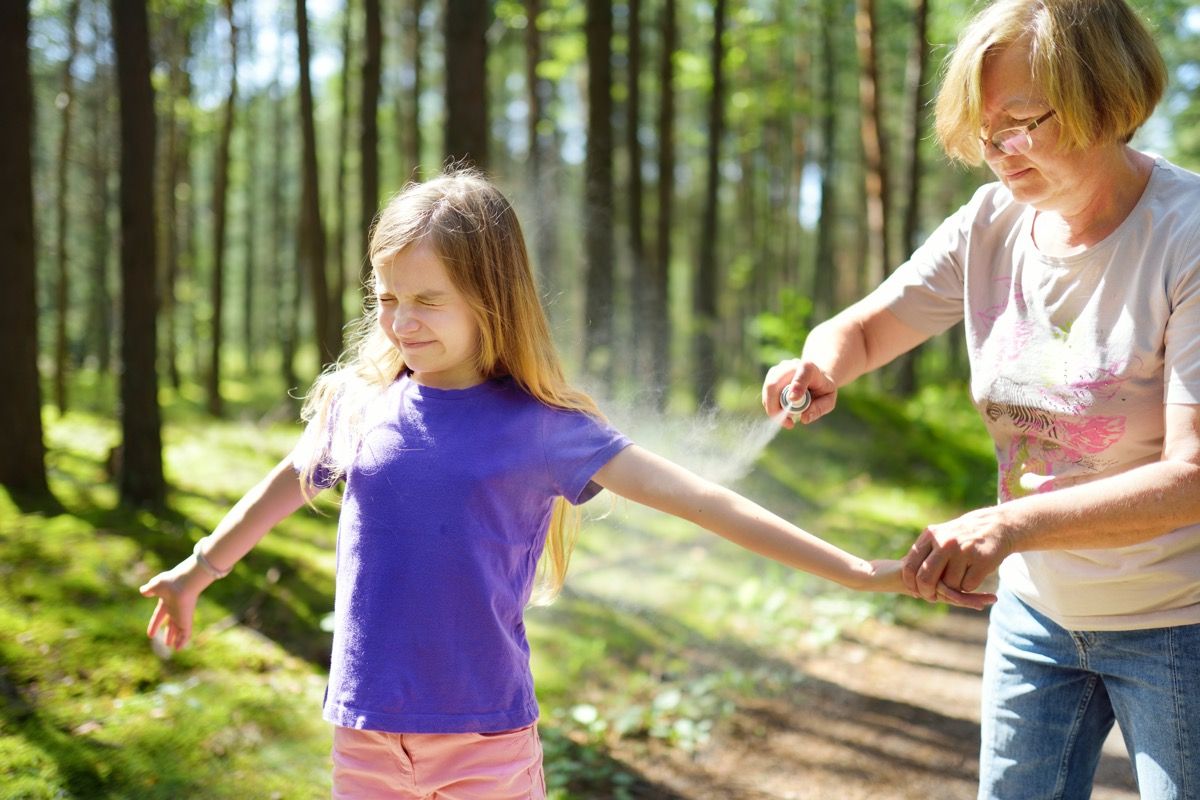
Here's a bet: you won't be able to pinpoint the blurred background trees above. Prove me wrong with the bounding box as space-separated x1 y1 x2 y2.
6 0 1199 500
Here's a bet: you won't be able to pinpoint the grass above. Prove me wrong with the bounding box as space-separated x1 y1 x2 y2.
0 374 995 799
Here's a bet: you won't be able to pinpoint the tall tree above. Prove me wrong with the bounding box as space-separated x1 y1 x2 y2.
444 0 489 167
0 1 50 497
332 0 352 339
404 0 424 178
270 63 300 400
525 0 559 302
650 0 677 405
85 2 114 375
583 0 614 384
854 0 893 288
625 0 647 381
112 0 165 506
693 0 727 408
207 0 238 416
812 0 841 320
895 0 931 394
360 0 382 289
296 0 337 366
53 0 83 414
159 10 193 390
241 10 259 378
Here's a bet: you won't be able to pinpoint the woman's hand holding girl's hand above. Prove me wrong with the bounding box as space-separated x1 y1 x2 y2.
761 358 838 428
863 559 996 610
139 556 215 651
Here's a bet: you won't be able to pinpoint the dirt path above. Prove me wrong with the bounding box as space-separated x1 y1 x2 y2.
608 609 1140 799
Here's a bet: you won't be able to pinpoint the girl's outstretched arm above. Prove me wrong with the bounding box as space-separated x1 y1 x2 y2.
139 456 311 650
591 445 994 609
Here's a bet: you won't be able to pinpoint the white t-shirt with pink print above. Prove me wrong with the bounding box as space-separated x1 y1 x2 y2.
875 156 1200 631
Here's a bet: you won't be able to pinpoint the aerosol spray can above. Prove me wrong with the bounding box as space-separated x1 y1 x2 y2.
780 386 812 421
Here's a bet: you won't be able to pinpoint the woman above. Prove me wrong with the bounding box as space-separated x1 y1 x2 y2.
763 0 1200 797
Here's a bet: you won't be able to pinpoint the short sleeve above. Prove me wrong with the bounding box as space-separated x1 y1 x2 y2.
540 408 632 505
872 193 982 336
1165 234 1200 404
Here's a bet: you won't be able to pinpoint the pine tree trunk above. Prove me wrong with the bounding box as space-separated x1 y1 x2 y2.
296 0 336 366
894 0 930 396
693 0 725 408
650 0 676 408
207 0 238 417
360 0 382 291
584 0 614 386
405 0 424 178
53 0 82 415
625 0 646 383
112 0 165 507
855 0 892 288
332 1 351 340
812 0 840 321
85 5 114 376
444 0 489 168
0 1 50 497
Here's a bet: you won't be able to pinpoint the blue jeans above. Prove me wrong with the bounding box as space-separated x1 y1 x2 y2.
979 588 1200 800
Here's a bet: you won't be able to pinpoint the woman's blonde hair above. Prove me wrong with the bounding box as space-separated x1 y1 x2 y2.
934 0 1166 165
298 168 601 603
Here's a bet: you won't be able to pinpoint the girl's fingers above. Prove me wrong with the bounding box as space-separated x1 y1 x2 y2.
146 599 167 638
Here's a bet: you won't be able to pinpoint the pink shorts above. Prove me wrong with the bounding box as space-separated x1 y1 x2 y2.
331 723 546 800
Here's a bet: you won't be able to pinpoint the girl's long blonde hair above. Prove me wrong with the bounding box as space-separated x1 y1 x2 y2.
298 168 599 603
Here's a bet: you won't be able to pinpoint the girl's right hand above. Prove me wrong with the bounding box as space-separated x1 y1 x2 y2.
761 358 838 428
139 557 213 651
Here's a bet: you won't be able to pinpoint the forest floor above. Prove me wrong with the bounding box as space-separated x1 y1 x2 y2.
601 607 1140 800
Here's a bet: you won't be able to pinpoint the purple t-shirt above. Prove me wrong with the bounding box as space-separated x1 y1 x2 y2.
293 374 630 733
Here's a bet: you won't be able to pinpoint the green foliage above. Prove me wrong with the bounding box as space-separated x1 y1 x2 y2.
748 287 813 366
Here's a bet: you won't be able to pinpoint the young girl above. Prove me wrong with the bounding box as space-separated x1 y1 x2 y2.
140 170 991 799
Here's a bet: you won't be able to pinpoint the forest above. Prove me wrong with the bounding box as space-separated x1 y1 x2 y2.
3 0 1199 501
0 0 1197 797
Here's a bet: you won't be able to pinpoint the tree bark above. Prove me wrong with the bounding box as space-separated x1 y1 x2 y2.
693 0 726 408
207 0 238 417
855 0 892 289
444 0 489 168
525 0 559 305
650 0 677 406
53 0 82 415
584 0 614 385
332 0 352 345
895 0 930 395
85 3 114 375
296 0 337 366
625 0 646 382
112 0 165 506
405 0 424 178
360 0 382 291
0 2 50 497
812 0 840 321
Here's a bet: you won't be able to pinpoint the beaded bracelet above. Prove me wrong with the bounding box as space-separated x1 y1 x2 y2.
192 538 233 580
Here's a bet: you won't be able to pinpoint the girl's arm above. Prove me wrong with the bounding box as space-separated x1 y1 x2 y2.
139 455 311 650
591 445 993 609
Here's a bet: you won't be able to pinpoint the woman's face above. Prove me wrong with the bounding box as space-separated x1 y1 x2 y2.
979 38 1091 212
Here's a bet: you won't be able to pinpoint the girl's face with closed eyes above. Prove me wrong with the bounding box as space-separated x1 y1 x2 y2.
374 241 484 390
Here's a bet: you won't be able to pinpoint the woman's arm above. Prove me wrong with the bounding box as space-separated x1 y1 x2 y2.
592 445 993 608
139 455 311 650
762 298 931 427
902 403 1200 600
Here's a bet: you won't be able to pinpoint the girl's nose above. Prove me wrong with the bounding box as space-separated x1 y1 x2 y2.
391 306 421 334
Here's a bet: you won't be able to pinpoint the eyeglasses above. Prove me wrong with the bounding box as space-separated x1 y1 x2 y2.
980 109 1056 156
